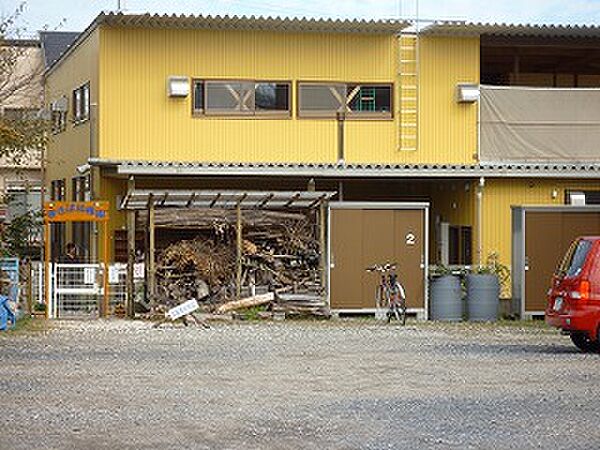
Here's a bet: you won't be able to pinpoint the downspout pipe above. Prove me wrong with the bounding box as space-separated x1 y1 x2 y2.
477 176 485 267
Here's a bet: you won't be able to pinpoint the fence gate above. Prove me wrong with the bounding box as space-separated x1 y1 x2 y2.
50 263 104 319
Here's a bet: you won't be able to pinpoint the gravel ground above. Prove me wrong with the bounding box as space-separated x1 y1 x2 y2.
1 319 599 450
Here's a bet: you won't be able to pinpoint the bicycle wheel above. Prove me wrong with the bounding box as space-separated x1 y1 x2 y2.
388 302 401 323
378 284 391 311
394 282 407 325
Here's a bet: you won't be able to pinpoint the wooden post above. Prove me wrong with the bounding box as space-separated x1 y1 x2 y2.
126 210 136 318
126 177 135 318
146 196 156 303
102 221 110 318
319 201 327 303
44 221 50 319
236 204 242 301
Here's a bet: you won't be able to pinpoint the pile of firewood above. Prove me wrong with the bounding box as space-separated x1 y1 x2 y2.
152 209 325 314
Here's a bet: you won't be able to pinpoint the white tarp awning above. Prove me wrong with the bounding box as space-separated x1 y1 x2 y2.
480 86 600 163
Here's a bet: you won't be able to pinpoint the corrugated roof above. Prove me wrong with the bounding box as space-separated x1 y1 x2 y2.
45 11 409 75
99 12 409 34
89 159 600 179
120 189 336 210
421 21 600 38
39 31 80 69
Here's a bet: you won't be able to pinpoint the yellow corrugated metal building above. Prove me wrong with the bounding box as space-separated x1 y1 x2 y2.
45 13 600 305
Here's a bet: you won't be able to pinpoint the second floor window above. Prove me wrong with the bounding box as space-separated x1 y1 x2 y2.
72 83 90 124
50 179 66 201
298 82 392 118
193 80 290 116
50 97 68 134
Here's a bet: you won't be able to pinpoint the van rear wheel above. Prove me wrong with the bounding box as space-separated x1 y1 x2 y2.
570 332 600 353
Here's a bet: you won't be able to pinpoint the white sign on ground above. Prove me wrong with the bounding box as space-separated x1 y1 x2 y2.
167 299 199 320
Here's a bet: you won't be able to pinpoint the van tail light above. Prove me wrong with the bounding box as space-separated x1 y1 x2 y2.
571 280 590 301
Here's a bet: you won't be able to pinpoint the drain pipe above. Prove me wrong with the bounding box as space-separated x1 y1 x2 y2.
477 176 485 267
336 111 345 163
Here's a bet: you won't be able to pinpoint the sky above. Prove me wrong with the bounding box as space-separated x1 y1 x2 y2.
3 0 600 36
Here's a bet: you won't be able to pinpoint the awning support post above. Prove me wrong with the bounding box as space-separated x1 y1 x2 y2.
44 221 50 319
126 176 136 318
102 220 110 318
145 195 156 304
236 204 243 301
319 200 327 304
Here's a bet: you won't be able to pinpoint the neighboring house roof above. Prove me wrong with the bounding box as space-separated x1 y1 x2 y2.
2 39 39 47
89 159 600 180
39 31 80 69
421 21 600 38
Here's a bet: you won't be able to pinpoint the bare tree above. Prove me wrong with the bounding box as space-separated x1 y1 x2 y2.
0 1 47 163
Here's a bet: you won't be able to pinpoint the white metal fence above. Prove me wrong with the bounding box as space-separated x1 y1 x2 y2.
32 262 133 319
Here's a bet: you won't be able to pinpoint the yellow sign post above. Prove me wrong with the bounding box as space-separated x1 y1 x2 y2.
43 201 110 319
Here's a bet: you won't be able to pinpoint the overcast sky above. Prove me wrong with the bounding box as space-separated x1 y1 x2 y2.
4 0 600 35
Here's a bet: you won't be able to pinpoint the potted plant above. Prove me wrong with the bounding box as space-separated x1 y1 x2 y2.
32 302 46 318
466 253 509 322
429 265 463 321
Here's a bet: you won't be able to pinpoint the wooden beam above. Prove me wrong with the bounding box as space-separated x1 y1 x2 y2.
145 194 156 304
44 221 50 319
126 210 136 318
126 176 135 318
319 201 327 304
102 221 110 318
513 53 520 84
236 204 243 301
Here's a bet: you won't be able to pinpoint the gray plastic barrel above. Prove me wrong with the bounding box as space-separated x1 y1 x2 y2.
430 275 462 321
466 274 500 322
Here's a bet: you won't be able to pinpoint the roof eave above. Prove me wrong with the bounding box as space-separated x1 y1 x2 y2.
89 158 600 180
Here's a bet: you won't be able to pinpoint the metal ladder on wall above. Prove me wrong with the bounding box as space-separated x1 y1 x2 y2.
399 32 419 151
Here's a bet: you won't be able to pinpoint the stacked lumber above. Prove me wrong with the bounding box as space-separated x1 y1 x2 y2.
273 293 330 318
150 208 327 317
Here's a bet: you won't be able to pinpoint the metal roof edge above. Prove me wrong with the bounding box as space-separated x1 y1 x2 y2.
89 158 600 179
421 20 600 38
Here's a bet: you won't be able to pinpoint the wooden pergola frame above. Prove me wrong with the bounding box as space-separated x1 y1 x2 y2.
119 186 336 318
43 201 110 319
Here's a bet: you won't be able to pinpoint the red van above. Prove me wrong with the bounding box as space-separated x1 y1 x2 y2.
546 237 600 353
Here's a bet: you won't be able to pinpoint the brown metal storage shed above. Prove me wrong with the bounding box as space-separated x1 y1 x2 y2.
512 206 600 318
328 202 429 319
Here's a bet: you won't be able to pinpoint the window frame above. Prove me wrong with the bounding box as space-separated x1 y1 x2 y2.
297 81 394 120
72 82 90 125
50 97 68 134
192 79 292 118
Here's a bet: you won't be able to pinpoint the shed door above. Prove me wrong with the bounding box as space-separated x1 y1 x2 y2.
330 208 425 310
524 211 600 312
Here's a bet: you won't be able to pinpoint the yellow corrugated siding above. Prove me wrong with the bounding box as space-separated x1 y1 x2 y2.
399 36 479 164
483 179 600 269
99 27 397 164
98 176 126 261
46 29 99 198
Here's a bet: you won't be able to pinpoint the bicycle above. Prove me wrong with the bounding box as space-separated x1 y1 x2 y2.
366 262 407 325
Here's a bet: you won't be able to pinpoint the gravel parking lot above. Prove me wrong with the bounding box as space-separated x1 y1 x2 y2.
1 319 599 449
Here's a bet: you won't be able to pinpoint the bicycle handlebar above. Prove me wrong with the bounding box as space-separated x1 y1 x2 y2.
366 262 397 273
